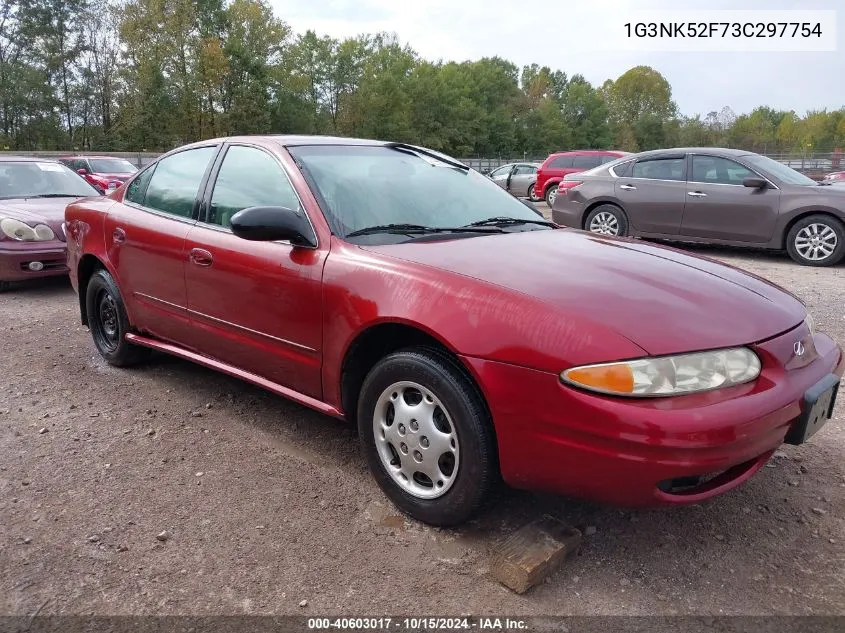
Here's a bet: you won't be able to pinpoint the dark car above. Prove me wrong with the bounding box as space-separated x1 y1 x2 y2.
0 156 100 291
58 155 138 193
485 162 542 200
65 136 842 526
536 150 629 206
552 148 845 266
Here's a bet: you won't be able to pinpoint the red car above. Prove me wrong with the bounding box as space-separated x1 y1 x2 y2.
537 150 629 206
822 171 845 182
1 156 100 291
58 155 138 193
65 136 843 526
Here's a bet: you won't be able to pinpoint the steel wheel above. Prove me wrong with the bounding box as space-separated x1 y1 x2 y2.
373 381 459 500
92 288 121 353
546 185 558 206
589 210 620 236
794 223 838 262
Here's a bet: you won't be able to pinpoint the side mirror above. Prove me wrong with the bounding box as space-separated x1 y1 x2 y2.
77 168 88 175
742 177 768 189
230 206 317 247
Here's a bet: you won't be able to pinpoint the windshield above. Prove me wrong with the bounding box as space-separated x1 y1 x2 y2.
743 154 817 186
0 162 100 199
289 145 548 240
88 158 137 174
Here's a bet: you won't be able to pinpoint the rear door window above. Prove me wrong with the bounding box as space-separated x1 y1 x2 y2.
573 155 602 169
548 156 574 169
142 146 217 218
632 157 686 181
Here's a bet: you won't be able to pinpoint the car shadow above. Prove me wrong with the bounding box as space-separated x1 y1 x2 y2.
1 275 75 297
123 350 826 609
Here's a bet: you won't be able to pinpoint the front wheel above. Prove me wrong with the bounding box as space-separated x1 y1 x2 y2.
786 215 845 266
86 269 150 366
357 348 497 526
545 184 559 206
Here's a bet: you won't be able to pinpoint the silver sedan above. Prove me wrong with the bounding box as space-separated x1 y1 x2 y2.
485 162 542 201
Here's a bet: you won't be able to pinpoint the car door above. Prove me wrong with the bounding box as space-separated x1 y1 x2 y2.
507 164 536 197
680 154 781 243
181 143 326 399
615 154 687 235
104 145 219 344
488 165 514 189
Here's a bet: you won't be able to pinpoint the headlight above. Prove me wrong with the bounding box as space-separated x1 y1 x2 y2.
0 218 55 241
561 347 761 397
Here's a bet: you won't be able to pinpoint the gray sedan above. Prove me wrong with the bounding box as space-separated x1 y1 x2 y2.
552 148 845 266
486 162 542 201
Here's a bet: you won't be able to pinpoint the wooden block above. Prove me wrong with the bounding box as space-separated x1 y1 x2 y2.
489 516 581 594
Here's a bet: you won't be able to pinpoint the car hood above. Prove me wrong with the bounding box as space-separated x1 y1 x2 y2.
363 229 806 356
0 197 83 240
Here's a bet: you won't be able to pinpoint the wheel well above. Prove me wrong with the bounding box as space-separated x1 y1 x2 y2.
781 211 845 249
582 201 625 230
77 255 105 326
340 323 483 426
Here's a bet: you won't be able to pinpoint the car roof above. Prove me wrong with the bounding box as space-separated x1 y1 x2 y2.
548 149 627 157
626 147 755 159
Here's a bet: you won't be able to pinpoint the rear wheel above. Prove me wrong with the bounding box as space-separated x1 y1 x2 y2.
86 269 150 366
528 184 540 202
545 184 559 206
585 204 628 237
357 348 497 526
786 215 845 266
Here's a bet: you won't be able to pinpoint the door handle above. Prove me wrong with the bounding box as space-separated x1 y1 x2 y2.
687 191 707 197
112 227 126 244
619 184 637 190
189 248 213 267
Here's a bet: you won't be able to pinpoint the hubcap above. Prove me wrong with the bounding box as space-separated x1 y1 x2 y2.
528 185 535 199
373 381 460 500
547 186 557 205
795 224 837 261
589 211 620 236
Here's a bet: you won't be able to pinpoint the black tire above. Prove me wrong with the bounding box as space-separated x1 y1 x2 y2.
357 348 497 527
0 280 10 293
528 183 539 202
544 184 559 207
85 269 150 366
785 214 845 267
584 204 628 237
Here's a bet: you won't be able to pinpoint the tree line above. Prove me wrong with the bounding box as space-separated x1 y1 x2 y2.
2 0 844 157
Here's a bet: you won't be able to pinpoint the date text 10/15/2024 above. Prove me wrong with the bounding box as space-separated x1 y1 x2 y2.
307 617 528 630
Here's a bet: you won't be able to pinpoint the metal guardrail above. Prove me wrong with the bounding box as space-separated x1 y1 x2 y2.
3 150 842 175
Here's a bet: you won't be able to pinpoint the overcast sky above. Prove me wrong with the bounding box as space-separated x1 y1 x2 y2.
268 0 844 118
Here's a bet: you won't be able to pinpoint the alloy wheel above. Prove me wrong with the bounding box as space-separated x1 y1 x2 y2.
794 223 838 261
588 210 620 236
373 381 460 500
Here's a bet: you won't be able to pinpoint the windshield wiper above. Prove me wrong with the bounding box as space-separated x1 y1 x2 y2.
346 223 503 237
384 142 470 171
23 193 87 198
463 216 557 228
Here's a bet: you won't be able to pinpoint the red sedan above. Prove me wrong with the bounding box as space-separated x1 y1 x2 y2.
65 136 843 526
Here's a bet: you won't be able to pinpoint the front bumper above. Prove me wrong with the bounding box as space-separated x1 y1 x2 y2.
462 327 843 507
0 240 68 282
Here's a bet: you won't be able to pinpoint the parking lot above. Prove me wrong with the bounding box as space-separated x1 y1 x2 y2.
2 204 844 616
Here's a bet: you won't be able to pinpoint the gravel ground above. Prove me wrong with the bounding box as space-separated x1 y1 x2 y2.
2 213 844 617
